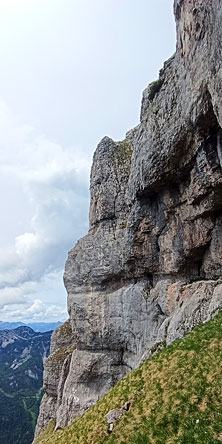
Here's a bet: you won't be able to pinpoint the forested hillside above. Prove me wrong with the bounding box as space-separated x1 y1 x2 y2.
0 327 51 444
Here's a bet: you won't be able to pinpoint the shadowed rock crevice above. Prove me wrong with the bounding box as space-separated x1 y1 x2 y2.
35 0 222 437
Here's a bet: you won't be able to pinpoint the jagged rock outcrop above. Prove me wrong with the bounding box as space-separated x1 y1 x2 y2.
35 0 222 437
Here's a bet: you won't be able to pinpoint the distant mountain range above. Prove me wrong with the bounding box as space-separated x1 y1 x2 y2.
0 321 62 332
0 326 52 444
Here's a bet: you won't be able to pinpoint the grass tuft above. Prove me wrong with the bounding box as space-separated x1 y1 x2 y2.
34 313 222 444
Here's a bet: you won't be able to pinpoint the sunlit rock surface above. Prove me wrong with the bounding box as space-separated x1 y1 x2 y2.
35 0 222 436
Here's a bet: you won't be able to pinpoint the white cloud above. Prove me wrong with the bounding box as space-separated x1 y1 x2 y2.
0 99 91 321
0 0 176 322
0 270 68 322
0 287 25 308
16 232 39 257
26 299 45 315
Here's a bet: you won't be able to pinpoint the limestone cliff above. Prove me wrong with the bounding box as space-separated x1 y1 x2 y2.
35 0 222 437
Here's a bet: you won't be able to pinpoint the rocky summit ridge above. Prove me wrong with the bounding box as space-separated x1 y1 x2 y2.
35 0 222 437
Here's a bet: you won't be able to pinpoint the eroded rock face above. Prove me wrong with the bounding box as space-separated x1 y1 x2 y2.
35 0 222 436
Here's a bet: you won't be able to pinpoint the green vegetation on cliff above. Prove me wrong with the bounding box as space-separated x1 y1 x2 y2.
0 327 51 444
35 313 222 444
0 387 43 444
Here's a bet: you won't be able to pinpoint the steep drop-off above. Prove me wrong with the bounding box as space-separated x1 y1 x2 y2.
0 327 51 444
35 0 222 436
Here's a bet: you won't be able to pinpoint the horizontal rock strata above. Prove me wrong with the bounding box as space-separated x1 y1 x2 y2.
35 0 222 437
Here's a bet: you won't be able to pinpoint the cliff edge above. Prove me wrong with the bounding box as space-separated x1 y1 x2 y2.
35 0 222 436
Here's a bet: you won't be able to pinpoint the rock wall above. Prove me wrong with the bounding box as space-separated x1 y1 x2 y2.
35 0 222 437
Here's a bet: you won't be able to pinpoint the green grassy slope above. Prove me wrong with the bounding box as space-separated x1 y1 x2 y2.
35 313 222 444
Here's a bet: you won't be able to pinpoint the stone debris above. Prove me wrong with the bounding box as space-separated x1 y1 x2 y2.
108 423 114 434
123 401 131 411
35 0 222 437
105 402 131 433
105 408 123 424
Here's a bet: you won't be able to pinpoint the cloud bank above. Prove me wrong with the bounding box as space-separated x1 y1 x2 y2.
0 100 91 322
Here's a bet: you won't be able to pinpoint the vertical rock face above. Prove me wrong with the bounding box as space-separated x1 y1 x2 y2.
35 0 222 437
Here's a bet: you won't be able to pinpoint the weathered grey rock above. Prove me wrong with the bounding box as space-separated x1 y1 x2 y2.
55 348 129 429
34 394 57 438
50 320 74 354
35 0 222 437
104 400 130 434
165 280 222 344
34 323 75 439
105 408 123 424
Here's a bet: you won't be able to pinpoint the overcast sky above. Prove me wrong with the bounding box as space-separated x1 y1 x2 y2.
0 0 176 323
